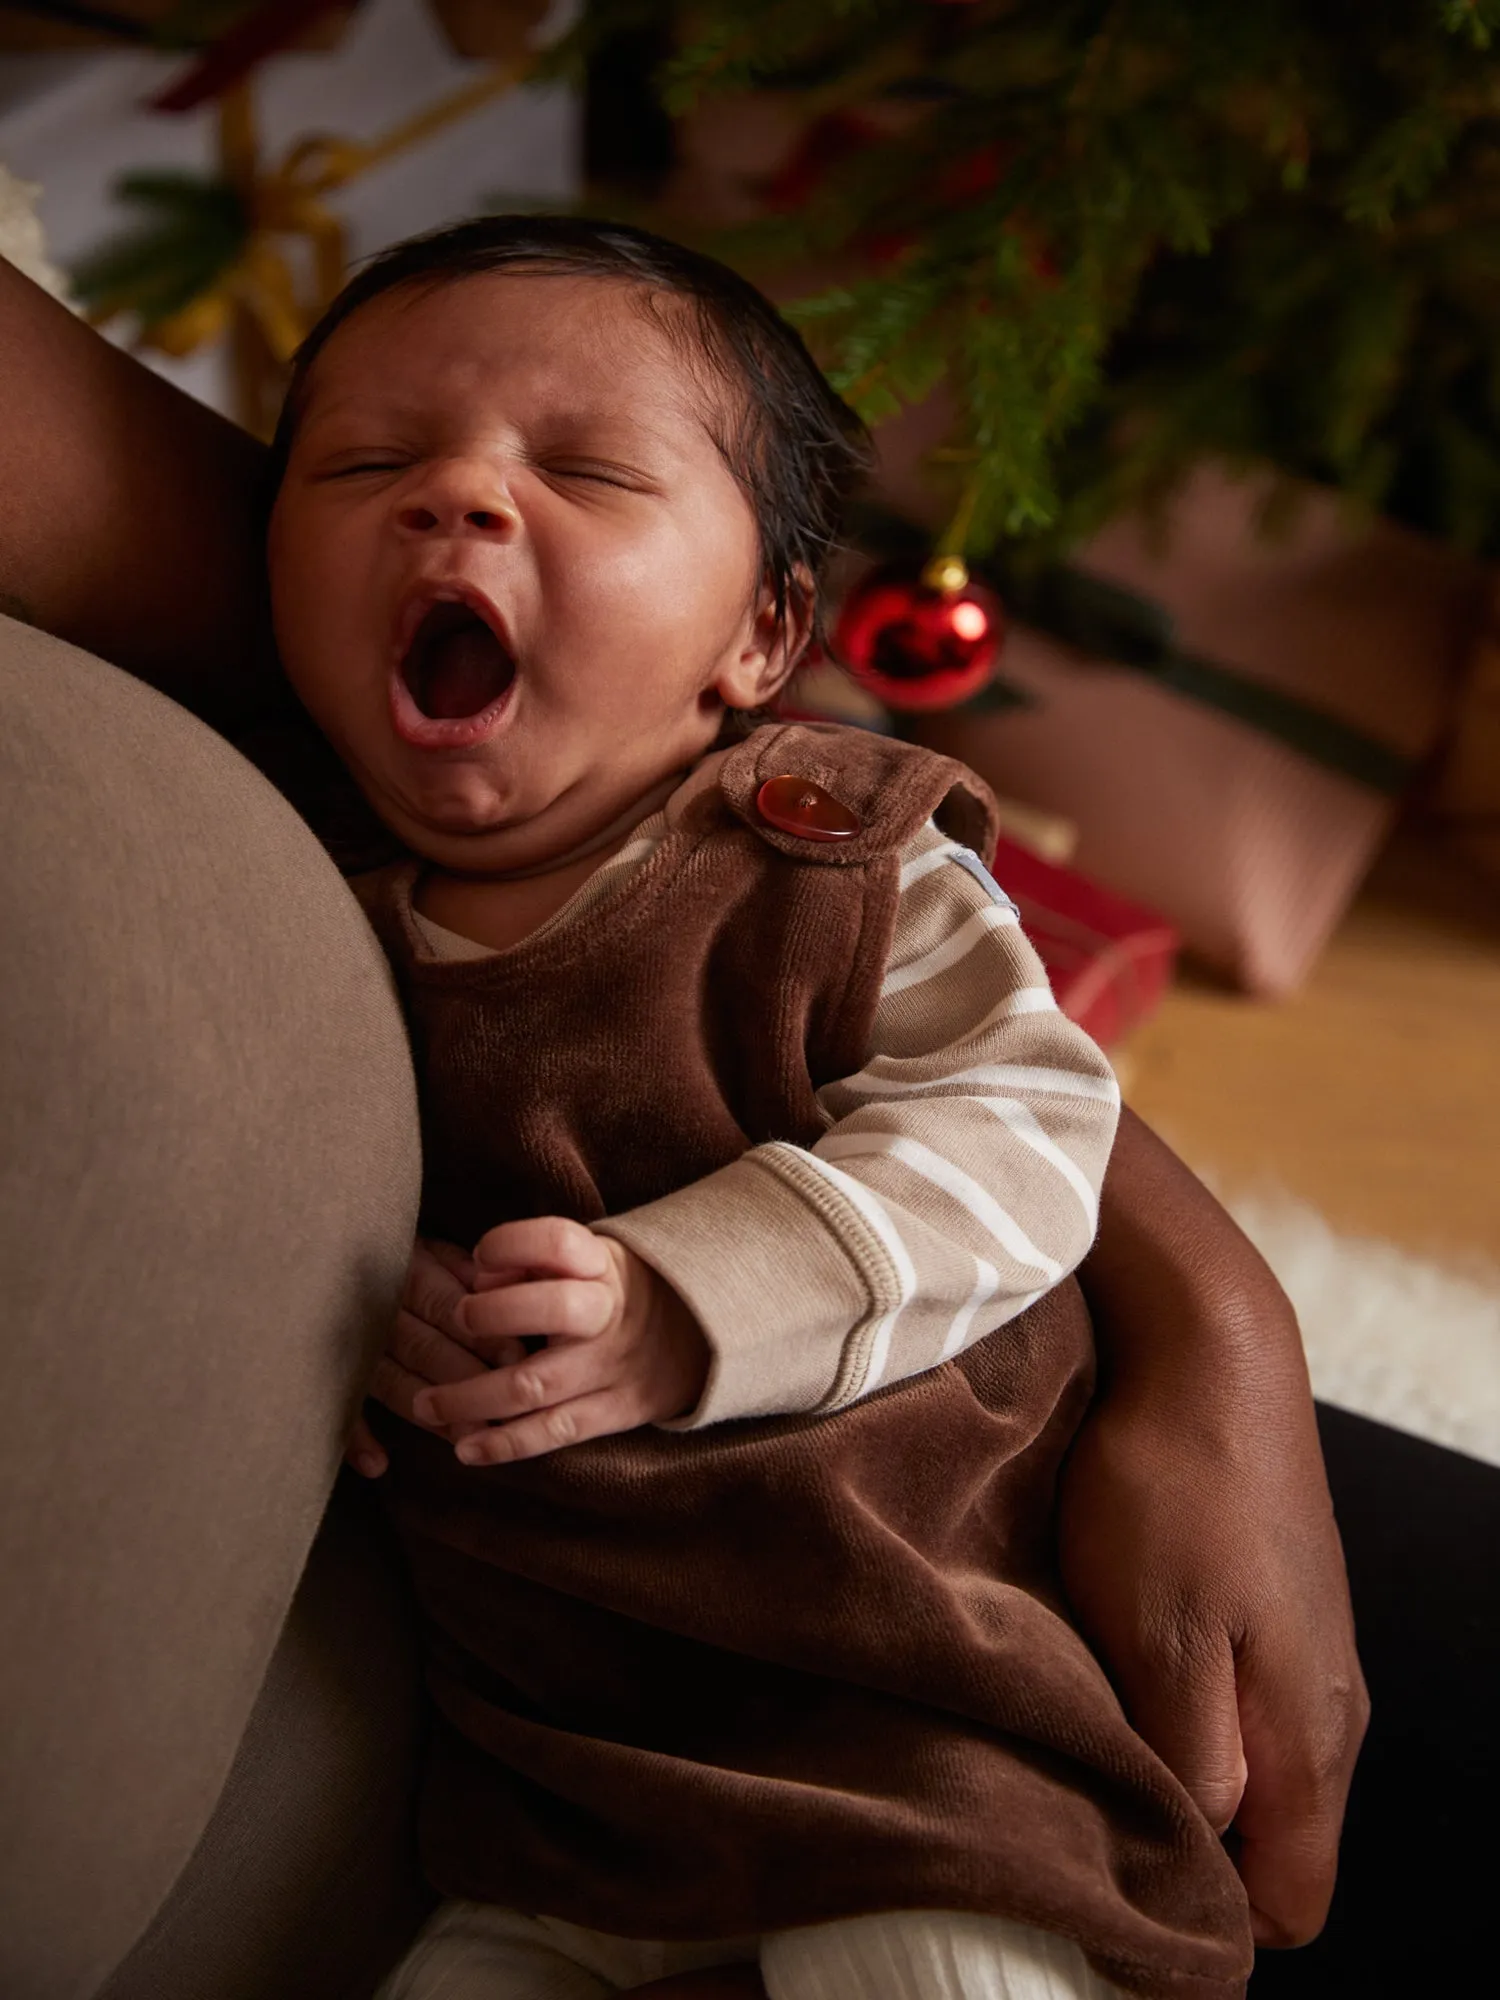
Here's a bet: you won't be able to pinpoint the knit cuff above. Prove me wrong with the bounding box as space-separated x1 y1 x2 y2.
595 1153 880 1428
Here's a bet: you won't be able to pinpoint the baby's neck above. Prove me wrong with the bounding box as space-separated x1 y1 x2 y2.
412 766 684 954
463 771 684 884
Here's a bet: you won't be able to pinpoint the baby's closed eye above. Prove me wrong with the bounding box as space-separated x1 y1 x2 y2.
316 456 414 480
541 459 655 493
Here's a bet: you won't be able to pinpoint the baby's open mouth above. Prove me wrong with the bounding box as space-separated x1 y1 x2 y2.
400 601 517 721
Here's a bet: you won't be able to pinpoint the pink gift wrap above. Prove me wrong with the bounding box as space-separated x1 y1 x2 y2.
915 468 1487 995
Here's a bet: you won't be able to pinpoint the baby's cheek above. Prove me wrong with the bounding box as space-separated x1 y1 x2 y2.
266 557 324 669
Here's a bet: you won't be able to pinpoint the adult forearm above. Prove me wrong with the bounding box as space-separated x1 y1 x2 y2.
1081 1105 1311 1405
1067 1105 1366 1946
0 254 271 722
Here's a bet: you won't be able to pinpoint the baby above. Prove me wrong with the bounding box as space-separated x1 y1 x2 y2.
265 216 1251 2000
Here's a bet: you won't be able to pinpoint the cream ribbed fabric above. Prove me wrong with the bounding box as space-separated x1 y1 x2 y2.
378 1900 1126 2000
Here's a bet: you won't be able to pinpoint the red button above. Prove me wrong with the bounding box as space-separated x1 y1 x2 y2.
756 775 862 842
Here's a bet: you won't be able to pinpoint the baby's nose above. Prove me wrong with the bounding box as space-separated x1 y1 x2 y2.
398 503 513 533
396 462 516 537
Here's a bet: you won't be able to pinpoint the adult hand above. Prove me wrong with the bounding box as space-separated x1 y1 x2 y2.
1064 1111 1368 1949
410 1216 711 1466
345 1237 505 1477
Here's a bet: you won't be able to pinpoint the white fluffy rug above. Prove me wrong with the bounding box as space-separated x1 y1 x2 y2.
1224 1187 1500 1469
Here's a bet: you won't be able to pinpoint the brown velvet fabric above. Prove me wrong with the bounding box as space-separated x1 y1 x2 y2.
0 618 422 2000
364 723 998 1250
364 723 1253 1998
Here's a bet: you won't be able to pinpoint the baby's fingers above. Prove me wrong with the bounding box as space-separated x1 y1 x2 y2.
415 1339 621 1432
370 1355 489 1450
345 1410 388 1480
370 1350 443 1428
472 1215 611 1288
460 1277 614 1349
454 1390 646 1467
404 1237 476 1328
390 1304 494 1387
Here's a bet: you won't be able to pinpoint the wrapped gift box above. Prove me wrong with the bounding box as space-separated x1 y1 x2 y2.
992 836 1178 1049
914 466 1487 995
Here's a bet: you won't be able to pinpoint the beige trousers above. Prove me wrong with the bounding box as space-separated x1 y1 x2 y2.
0 619 425 2000
380 1903 1126 2000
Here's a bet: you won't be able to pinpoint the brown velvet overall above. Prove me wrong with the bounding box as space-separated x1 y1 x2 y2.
360 723 1252 2000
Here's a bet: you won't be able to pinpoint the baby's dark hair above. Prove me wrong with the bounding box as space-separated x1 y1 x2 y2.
268 214 873 647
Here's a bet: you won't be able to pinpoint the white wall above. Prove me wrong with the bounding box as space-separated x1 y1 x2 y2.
0 0 580 414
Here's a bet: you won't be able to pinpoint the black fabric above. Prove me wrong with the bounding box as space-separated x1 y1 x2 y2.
1250 1406 1499 1995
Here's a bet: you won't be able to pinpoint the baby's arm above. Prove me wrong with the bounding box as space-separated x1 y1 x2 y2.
599 822 1119 1424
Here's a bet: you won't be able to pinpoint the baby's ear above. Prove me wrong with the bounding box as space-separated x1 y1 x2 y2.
716 567 817 710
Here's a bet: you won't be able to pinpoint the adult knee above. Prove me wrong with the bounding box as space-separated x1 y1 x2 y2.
0 619 419 2000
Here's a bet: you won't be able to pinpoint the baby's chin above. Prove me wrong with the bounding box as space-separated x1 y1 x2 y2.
382 799 543 873
358 732 704 875
372 770 620 878
354 758 533 861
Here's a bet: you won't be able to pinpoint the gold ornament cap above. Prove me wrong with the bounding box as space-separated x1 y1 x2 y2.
921 553 971 595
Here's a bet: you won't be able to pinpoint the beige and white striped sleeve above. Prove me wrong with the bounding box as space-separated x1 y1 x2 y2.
596 822 1120 1428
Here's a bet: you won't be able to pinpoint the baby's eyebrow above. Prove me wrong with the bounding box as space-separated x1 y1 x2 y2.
531 409 687 455
297 395 432 437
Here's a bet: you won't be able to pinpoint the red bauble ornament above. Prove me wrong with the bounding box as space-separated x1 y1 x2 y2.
834 558 1004 712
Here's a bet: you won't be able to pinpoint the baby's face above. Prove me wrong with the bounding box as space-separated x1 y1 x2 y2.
268 272 780 873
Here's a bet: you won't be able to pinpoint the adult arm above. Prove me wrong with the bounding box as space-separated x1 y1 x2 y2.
0 252 272 724
1064 1107 1368 1948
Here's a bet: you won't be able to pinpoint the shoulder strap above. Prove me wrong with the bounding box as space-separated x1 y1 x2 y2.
715 722 999 865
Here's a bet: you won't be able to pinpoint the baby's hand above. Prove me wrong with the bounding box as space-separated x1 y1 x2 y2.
410 1217 710 1466
345 1237 519 1478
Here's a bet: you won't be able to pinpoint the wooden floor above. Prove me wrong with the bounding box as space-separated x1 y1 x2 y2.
1120 827 1500 1266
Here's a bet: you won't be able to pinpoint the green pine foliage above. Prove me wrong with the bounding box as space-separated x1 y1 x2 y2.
69 171 246 327
560 0 1500 557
